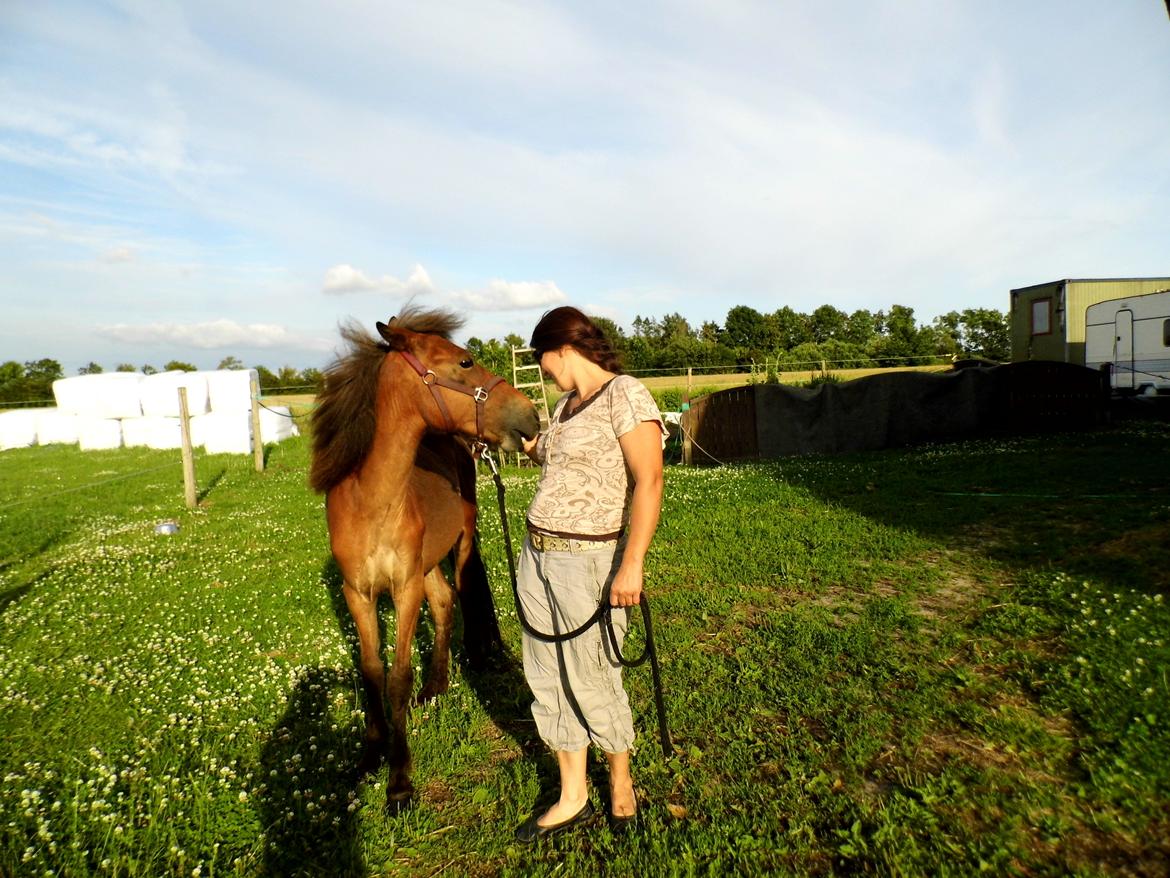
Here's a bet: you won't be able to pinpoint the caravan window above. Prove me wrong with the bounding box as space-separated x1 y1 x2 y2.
1031 298 1052 336
1164 319 1170 347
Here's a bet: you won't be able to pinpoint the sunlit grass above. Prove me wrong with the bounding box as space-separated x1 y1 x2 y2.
2 420 1169 875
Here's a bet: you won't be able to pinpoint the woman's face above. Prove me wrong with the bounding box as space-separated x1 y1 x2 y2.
539 347 572 391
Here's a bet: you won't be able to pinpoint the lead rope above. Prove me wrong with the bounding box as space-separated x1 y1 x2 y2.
482 449 673 757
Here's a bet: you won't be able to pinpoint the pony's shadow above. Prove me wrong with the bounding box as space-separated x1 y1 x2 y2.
257 665 365 877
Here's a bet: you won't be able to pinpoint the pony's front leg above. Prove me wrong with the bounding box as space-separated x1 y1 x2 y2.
342 584 390 777
386 579 424 811
417 567 454 704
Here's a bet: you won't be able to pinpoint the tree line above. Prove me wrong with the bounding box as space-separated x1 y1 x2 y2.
2 303 1008 405
467 304 1009 381
0 356 323 406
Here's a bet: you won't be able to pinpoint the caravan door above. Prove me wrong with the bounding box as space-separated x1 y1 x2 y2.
1114 309 1135 391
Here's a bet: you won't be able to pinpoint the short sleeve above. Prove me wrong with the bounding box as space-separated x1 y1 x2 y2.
609 375 668 449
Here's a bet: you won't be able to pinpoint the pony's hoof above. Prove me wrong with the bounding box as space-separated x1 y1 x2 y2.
416 681 449 705
386 791 414 815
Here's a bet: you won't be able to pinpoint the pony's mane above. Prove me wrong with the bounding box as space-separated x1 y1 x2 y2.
309 306 465 493
393 305 463 339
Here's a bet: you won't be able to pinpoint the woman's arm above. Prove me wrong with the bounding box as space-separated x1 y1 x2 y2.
609 420 664 607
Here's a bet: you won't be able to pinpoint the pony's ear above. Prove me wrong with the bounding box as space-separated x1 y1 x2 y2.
376 319 408 351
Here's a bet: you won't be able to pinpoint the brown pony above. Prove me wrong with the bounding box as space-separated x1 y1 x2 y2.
310 307 538 809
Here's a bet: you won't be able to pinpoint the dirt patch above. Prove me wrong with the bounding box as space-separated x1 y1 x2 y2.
916 570 986 621
914 729 1024 774
421 776 455 805
1041 815 1170 878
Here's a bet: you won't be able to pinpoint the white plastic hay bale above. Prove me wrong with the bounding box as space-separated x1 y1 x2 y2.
121 416 183 450
191 411 252 455
0 408 44 450
205 369 258 412
36 409 80 445
140 371 210 417
77 417 123 451
145 417 183 450
52 373 144 418
258 406 299 443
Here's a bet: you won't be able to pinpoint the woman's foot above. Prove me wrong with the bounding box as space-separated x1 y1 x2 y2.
540 794 592 827
606 750 637 824
514 798 594 843
609 779 637 819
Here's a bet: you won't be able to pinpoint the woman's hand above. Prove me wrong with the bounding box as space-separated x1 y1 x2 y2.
609 559 643 607
522 431 542 460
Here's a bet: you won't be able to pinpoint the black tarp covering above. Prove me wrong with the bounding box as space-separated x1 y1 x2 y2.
682 362 1108 463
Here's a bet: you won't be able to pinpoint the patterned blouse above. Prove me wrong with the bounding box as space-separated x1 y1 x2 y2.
527 374 667 538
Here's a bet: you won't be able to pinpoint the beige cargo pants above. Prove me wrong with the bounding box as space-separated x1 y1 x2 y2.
517 537 635 753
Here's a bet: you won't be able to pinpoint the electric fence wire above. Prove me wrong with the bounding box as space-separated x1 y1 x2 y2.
0 462 180 511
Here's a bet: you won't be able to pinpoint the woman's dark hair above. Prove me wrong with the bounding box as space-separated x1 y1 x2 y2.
530 306 623 373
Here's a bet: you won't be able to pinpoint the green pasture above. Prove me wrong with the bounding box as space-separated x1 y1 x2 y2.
2 420 1169 876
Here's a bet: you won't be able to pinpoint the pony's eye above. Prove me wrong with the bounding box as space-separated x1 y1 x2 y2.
459 358 474 369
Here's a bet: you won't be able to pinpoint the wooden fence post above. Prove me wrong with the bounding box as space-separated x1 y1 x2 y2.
250 374 264 472
686 367 692 404
178 387 197 508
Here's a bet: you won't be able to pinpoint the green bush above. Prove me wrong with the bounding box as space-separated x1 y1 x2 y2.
806 372 843 387
648 385 721 411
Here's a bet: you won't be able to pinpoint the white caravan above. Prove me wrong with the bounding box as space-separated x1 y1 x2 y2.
1085 289 1170 394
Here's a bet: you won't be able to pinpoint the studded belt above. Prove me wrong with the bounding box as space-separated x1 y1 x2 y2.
527 531 620 553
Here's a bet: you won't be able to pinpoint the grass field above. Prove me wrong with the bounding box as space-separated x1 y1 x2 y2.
2 418 1169 876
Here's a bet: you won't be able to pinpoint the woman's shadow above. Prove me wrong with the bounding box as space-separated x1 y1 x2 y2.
257 664 365 876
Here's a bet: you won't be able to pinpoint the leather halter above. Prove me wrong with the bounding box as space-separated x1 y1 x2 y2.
399 350 504 446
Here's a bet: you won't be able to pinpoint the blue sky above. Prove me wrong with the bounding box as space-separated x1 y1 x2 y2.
2 1 1168 374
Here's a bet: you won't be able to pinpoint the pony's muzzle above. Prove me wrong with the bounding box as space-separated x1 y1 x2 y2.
496 401 540 452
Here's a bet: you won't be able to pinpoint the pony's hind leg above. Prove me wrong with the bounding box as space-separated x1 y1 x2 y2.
342 584 391 777
417 567 454 704
452 524 503 669
450 451 502 668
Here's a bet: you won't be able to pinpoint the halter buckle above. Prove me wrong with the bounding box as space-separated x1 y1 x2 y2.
422 370 437 385
473 386 490 403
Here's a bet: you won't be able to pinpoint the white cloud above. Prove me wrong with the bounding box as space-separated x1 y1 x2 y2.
323 263 435 296
96 319 331 351
99 246 136 264
451 279 567 311
323 264 564 312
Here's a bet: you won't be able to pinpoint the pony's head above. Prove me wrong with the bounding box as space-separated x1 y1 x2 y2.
375 313 539 452
310 306 538 494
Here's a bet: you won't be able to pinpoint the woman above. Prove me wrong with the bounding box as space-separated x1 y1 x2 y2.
514 306 666 842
